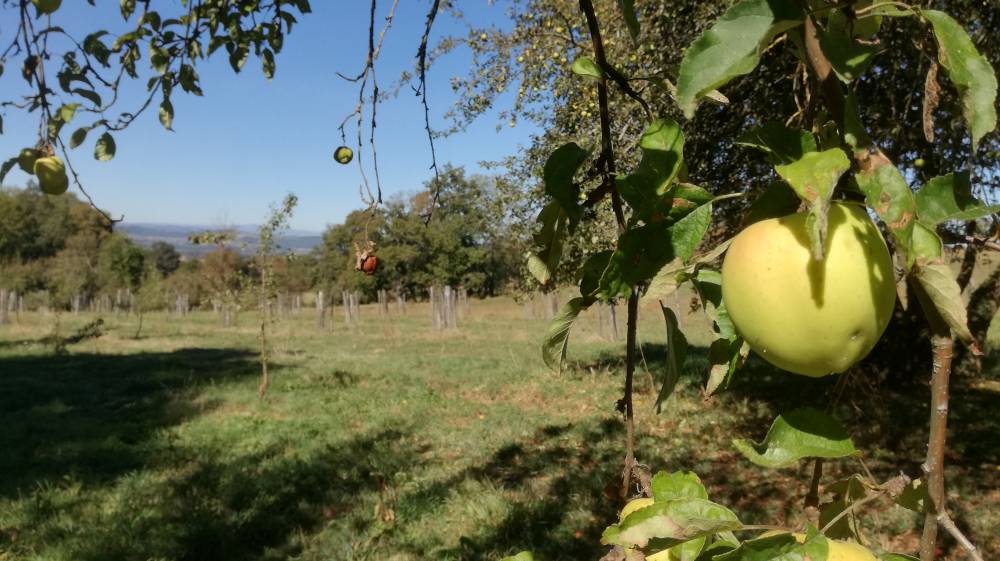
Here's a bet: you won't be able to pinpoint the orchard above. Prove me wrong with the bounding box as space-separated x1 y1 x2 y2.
1 1 999 561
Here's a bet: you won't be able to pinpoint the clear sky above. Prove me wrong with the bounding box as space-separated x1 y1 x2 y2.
0 1 539 232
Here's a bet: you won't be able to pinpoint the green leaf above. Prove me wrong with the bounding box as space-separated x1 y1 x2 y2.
570 56 603 81
69 127 89 149
745 181 800 224
94 131 116 161
0 157 18 184
600 223 675 298
910 222 943 263
843 91 874 150
923 10 998 150
716 530 829 561
500 553 538 561
880 555 920 561
617 119 684 217
656 305 688 410
149 46 170 75
736 122 817 164
229 45 249 73
602 498 742 548
692 269 735 338
541 297 590 372
912 261 975 345
651 471 708 502
732 408 857 468
58 103 80 124
774 148 850 260
262 48 276 79
819 475 869 540
676 0 803 118
158 98 174 130
579 250 614 298
72 88 103 107
894 478 930 513
670 201 712 263
819 13 878 83
855 164 916 267
618 0 640 43
543 143 589 224
706 336 748 396
527 201 570 286
915 172 1000 226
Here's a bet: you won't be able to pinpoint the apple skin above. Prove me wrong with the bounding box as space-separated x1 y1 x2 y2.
759 532 876 561
334 146 353 165
33 156 69 195
721 202 896 377
32 0 61 15
18 148 42 174
619 497 654 521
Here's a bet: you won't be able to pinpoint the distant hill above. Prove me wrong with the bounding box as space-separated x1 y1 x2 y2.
117 223 324 257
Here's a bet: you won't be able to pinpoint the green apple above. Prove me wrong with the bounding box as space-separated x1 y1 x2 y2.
914 158 925 168
34 156 69 195
32 0 61 15
721 202 896 377
18 148 42 174
334 146 353 165
619 497 654 521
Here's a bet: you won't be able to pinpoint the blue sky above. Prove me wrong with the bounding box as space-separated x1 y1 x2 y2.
0 1 539 232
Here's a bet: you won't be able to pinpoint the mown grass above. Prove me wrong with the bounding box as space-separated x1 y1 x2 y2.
0 293 997 561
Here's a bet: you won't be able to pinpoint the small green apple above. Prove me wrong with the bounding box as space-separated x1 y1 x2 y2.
914 157 925 168
721 202 896 377
18 148 42 174
32 0 61 15
34 156 69 195
334 146 353 165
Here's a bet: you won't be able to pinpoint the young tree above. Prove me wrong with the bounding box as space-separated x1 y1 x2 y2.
255 193 298 399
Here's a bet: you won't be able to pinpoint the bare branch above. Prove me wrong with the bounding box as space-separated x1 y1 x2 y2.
417 0 443 223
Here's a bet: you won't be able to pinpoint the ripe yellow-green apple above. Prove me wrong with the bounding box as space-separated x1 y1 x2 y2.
721 202 895 377
619 497 654 521
32 0 61 15
33 156 69 195
18 148 42 174
760 532 877 561
334 146 353 165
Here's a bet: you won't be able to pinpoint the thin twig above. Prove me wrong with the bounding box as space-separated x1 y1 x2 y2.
417 0 443 224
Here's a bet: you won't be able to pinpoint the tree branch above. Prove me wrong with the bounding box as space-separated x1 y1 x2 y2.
417 0 443 224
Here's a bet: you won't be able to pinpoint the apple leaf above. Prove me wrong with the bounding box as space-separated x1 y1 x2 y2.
912 261 976 346
880 555 920 561
819 475 869 540
656 305 688 410
94 131 116 161
818 13 878 83
894 478 930 513
732 408 857 468
745 181 801 224
915 172 1000 226
158 97 174 130
0 157 18 185
579 250 614 299
854 164 916 267
600 223 675 298
69 127 89 149
652 471 709 502
602 498 741 549
910 222 943 263
924 10 998 151
691 269 735 339
543 143 589 224
618 0 640 43
706 336 749 396
843 91 874 150
617 119 684 218
736 122 817 164
716 529 829 561
571 56 603 81
676 0 803 118
526 201 570 286
541 297 591 372
774 148 850 261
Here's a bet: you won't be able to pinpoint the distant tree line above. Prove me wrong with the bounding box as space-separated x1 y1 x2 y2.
0 166 531 313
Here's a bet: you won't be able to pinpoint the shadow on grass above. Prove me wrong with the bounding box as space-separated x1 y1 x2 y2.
0 347 267 497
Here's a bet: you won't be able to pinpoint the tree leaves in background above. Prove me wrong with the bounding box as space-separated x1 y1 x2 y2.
923 10 998 150
736 122 817 165
915 172 1000 226
656 305 688 411
601 498 741 549
732 408 857 468
706 336 748 396
774 148 850 260
676 0 802 118
543 142 589 224
94 131 116 161
541 297 590 372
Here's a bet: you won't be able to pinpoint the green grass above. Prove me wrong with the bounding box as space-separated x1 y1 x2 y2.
0 295 997 561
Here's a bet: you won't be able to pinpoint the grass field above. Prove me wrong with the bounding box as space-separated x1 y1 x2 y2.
0 294 997 561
